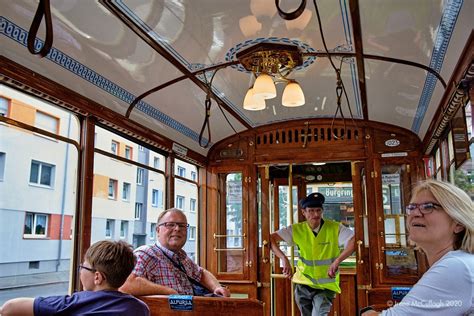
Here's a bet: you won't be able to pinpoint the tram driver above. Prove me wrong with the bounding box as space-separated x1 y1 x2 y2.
120 208 231 297
270 192 355 316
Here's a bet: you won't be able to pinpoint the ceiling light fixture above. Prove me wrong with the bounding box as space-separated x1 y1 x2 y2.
236 43 305 110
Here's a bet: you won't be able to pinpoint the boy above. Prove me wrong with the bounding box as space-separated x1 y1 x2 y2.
0 240 150 315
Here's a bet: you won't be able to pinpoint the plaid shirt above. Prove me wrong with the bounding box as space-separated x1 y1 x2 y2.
133 242 203 295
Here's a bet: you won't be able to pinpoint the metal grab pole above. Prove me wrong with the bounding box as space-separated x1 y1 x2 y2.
288 164 295 316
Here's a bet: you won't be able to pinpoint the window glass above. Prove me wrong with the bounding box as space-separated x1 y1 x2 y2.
216 172 244 273
29 160 55 187
136 168 144 185
150 223 156 239
381 164 417 277
125 146 132 159
176 195 185 209
174 158 199 263
111 141 118 155
122 182 131 201
455 101 473 199
0 97 9 117
135 203 142 219
0 84 79 305
92 126 166 249
35 111 58 134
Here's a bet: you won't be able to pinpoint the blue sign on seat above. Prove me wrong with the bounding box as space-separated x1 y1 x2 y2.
168 295 193 311
391 287 411 301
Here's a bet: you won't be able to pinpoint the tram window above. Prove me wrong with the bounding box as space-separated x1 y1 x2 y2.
0 84 80 305
453 101 473 197
215 172 245 274
92 126 167 250
174 158 199 262
381 165 417 277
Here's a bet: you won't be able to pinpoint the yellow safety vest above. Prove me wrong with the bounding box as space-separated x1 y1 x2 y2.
292 220 341 293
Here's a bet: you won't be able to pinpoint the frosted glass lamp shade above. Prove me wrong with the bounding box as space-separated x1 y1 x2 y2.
282 81 305 107
253 73 276 99
243 88 266 111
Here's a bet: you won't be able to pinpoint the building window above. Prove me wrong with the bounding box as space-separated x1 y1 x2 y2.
135 203 142 219
125 145 132 159
35 111 58 134
0 97 9 117
24 213 48 238
151 189 160 207
153 157 160 169
136 168 144 185
122 182 131 201
0 152 5 181
177 166 186 178
191 171 197 181
190 198 196 212
189 226 196 240
138 145 144 151
29 160 55 187
105 219 114 238
150 223 156 239
111 141 119 155
120 221 128 238
108 179 117 199
176 195 185 210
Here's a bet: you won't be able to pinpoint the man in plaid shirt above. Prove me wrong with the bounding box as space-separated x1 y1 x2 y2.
120 208 230 297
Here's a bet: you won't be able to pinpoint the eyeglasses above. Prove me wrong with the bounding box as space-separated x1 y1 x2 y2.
405 202 442 215
79 264 96 273
159 222 189 230
304 208 323 214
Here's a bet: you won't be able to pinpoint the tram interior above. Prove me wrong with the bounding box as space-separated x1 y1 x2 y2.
1 0 473 315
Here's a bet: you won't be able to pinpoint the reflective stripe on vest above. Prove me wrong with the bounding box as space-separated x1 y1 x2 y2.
299 257 338 266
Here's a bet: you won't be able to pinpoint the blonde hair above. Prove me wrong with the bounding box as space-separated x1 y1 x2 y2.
411 179 474 253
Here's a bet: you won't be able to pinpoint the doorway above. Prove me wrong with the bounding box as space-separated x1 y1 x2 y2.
257 162 361 316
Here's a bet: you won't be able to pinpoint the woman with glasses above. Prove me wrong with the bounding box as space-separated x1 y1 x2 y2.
363 179 474 315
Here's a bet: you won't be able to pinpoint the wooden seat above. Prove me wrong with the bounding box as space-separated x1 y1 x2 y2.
139 295 264 316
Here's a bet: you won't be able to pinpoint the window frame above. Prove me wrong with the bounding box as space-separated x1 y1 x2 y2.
108 179 118 200
23 212 49 238
134 202 142 219
29 160 55 188
176 195 185 210
136 168 144 185
122 182 131 201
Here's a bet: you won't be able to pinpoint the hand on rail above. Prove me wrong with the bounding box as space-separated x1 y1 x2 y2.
214 285 231 297
282 258 293 279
